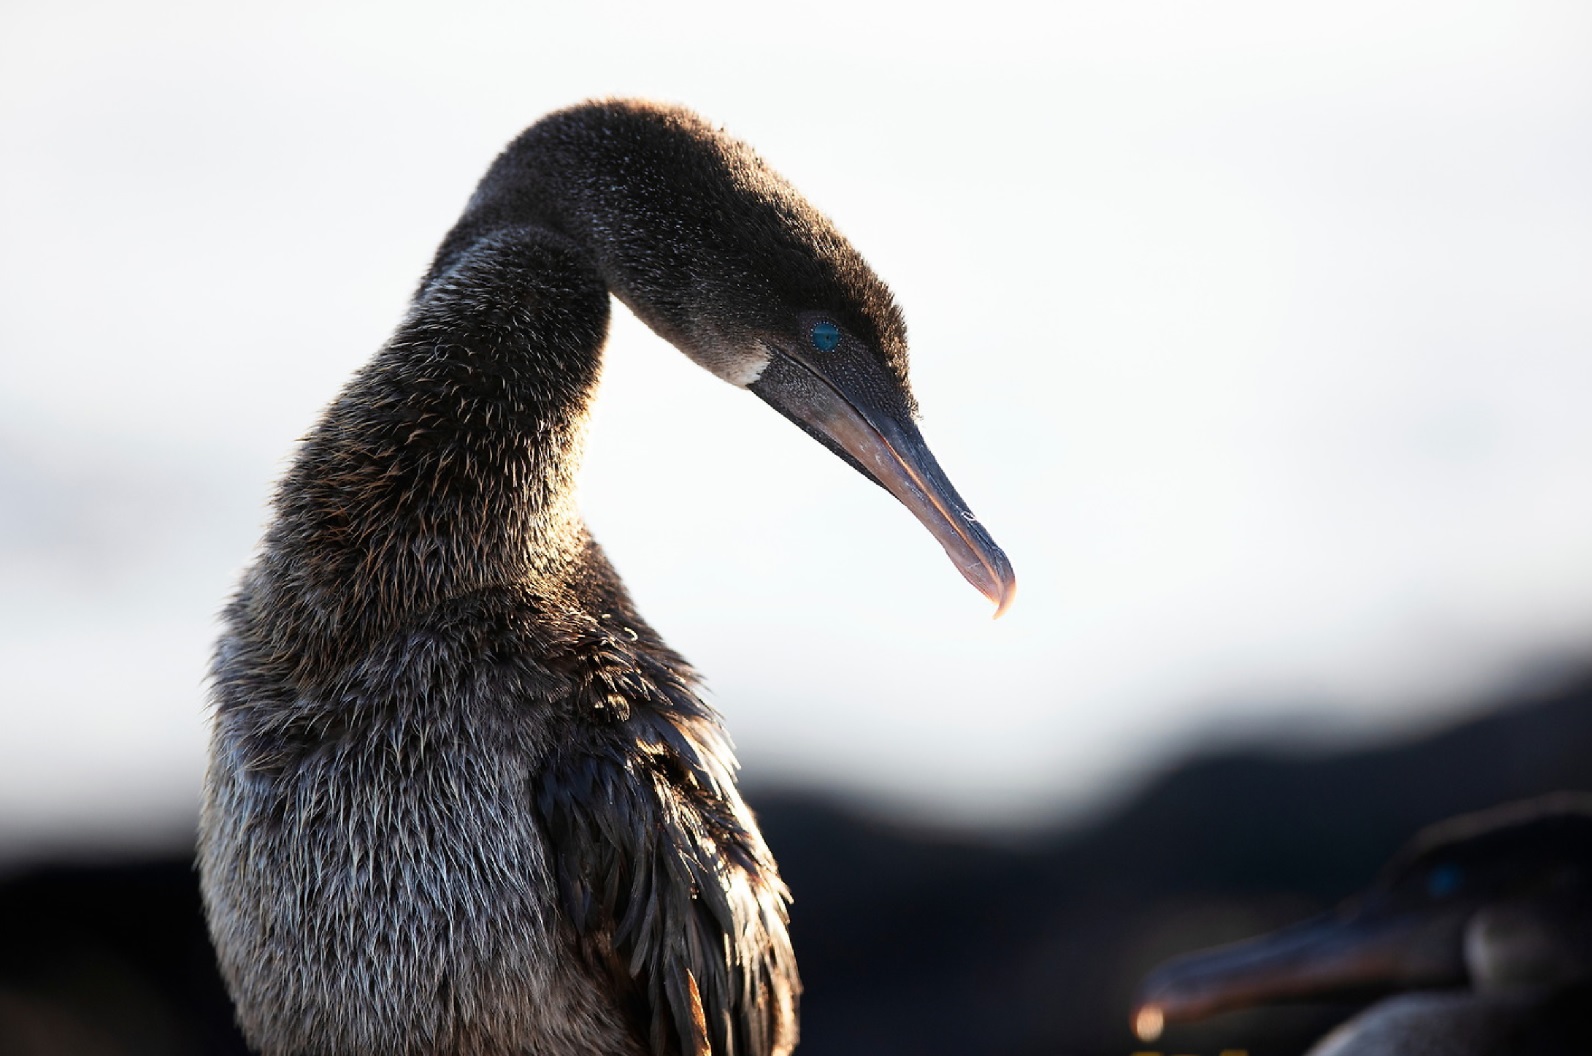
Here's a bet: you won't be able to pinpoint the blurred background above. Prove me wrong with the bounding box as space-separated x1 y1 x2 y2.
2 1 1589 1053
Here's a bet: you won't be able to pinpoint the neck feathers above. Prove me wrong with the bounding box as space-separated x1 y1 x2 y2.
251 230 613 662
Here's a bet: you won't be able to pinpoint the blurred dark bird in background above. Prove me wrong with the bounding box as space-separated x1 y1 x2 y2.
1136 793 1592 1055
196 99 1012 1056
4 664 1591 1056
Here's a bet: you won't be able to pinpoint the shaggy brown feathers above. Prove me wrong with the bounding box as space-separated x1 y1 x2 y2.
198 99 930 1055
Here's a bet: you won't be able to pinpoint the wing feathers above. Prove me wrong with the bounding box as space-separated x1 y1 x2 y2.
535 685 798 1056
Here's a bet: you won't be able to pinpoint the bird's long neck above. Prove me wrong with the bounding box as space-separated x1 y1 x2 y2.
246 102 811 677
251 212 617 671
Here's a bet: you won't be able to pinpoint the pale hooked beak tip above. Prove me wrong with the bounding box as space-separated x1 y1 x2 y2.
1133 1004 1165 1043
977 550 1017 619
991 575 1016 619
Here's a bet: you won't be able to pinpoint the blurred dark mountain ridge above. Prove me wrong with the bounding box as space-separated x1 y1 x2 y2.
3 666 1590 1055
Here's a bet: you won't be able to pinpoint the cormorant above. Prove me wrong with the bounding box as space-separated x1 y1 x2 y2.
1132 793 1592 1055
198 99 1014 1056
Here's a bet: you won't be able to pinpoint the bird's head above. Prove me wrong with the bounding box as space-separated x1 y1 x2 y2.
1130 794 1592 1041
509 99 1015 615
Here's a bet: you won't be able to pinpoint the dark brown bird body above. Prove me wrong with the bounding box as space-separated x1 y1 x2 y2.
199 100 1013 1056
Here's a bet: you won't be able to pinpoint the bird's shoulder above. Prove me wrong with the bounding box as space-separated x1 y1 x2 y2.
417 580 803 1056
513 601 800 1056
220 564 672 709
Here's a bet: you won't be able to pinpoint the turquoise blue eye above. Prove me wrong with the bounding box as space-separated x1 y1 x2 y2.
1427 864 1464 898
811 322 841 351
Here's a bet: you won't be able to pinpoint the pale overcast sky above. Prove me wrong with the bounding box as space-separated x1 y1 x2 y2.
3 0 1590 847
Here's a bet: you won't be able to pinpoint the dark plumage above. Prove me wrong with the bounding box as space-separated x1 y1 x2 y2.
1134 793 1592 1055
198 99 1013 1056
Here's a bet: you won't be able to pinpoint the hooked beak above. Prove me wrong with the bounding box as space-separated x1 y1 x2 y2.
750 346 1016 616
1132 903 1471 1039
